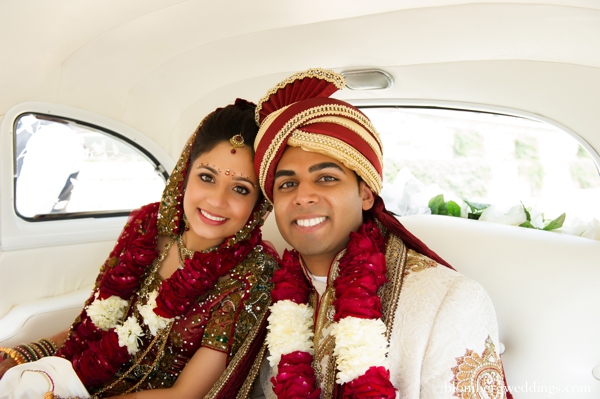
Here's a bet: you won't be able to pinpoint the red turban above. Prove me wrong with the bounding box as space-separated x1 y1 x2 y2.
253 68 452 269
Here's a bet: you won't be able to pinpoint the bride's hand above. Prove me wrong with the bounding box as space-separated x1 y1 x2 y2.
0 357 18 379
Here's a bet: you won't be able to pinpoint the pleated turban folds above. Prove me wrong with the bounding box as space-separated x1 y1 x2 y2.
253 68 383 202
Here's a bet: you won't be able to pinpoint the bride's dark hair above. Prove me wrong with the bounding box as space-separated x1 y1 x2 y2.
188 99 258 164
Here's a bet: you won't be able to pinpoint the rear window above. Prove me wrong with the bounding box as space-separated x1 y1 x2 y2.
362 107 600 234
14 113 167 220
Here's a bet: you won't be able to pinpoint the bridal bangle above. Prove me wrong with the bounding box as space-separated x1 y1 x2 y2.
0 338 58 364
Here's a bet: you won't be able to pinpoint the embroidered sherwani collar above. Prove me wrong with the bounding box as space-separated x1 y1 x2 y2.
305 224 409 399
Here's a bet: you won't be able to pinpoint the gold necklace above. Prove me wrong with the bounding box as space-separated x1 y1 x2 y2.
177 234 195 258
177 234 220 269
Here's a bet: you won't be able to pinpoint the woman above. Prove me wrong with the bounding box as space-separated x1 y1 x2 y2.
0 99 278 398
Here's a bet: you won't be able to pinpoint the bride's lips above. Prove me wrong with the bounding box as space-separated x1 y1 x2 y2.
198 208 228 226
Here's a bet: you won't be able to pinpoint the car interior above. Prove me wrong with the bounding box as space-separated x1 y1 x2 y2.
1 1 599 397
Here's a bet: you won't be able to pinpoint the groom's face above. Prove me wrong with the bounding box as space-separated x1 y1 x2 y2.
272 146 374 262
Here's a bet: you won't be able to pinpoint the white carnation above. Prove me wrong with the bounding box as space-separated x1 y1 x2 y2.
137 290 174 336
331 317 390 384
87 294 128 331
115 316 144 355
266 300 315 367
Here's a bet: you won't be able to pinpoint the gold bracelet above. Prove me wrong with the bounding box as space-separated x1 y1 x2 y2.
16 344 38 362
0 347 27 364
39 338 58 354
31 341 50 357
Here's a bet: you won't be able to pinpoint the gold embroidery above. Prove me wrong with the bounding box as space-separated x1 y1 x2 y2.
236 343 268 399
255 68 346 125
404 249 438 276
305 116 383 157
309 250 344 399
379 228 408 340
288 130 382 194
203 294 241 352
302 231 410 398
156 135 194 236
451 337 507 399
170 331 183 348
205 250 277 399
253 105 291 151
258 103 382 199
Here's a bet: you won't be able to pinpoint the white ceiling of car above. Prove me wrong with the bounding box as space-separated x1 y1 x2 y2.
2 0 599 160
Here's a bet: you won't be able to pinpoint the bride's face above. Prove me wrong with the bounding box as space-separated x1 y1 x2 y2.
183 141 260 251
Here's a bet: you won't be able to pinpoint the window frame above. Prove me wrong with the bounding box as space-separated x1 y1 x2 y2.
12 112 169 222
1 102 174 251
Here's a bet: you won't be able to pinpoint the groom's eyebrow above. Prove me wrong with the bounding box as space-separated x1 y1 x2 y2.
308 162 345 174
274 170 295 180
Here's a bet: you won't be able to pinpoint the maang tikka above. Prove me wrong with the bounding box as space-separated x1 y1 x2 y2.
229 133 245 154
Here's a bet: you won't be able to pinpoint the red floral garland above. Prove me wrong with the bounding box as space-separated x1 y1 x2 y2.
57 202 261 389
270 219 396 399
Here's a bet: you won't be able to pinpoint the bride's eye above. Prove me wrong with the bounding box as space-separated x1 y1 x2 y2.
233 185 250 195
200 173 215 183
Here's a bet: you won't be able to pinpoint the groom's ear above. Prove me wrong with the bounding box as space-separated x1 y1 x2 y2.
360 180 375 211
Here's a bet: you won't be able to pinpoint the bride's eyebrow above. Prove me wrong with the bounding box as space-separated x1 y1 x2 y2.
197 164 218 174
233 176 257 187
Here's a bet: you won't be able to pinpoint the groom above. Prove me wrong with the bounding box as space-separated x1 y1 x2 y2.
248 68 511 399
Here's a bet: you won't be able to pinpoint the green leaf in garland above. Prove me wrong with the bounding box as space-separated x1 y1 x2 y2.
447 200 462 217
428 194 445 215
519 220 534 229
463 199 491 213
521 202 531 222
543 213 566 231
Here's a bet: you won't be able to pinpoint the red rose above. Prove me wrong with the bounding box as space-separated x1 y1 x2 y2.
333 295 382 320
334 277 378 299
342 366 396 399
72 330 129 388
271 351 321 399
271 250 312 303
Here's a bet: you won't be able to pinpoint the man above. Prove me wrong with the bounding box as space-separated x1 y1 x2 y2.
246 68 510 399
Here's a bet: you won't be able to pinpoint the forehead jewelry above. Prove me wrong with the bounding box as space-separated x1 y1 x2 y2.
196 162 250 178
229 133 245 154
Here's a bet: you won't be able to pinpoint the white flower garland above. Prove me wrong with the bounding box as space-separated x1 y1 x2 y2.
330 317 390 384
266 302 392 385
86 290 174 356
86 293 128 331
115 316 144 355
266 300 315 370
137 290 174 336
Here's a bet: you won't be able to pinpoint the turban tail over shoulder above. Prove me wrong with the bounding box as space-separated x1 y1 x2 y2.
253 68 452 269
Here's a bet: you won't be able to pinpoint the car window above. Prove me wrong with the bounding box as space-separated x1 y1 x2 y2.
14 113 167 220
362 107 600 225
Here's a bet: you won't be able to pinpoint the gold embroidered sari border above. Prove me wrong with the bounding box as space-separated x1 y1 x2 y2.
204 297 271 399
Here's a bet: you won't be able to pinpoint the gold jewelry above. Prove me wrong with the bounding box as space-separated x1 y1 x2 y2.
0 347 27 364
177 234 195 270
229 133 245 154
182 213 190 231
